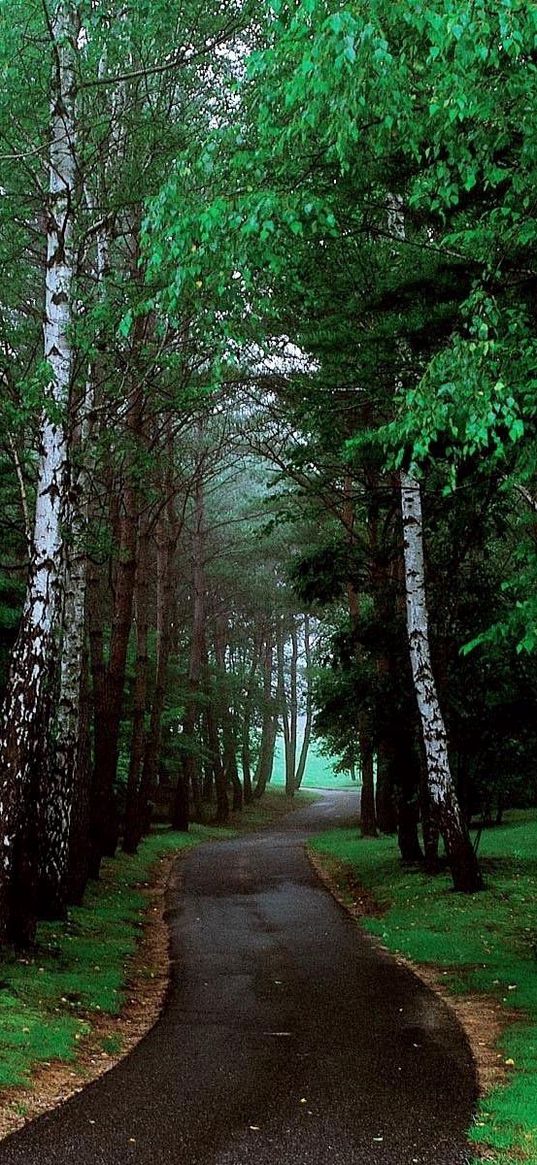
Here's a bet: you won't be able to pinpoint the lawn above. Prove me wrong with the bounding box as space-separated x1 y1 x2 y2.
270 734 358 790
310 812 537 1165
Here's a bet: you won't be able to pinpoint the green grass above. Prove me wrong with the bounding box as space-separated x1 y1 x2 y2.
0 825 220 1090
231 786 319 829
0 788 312 1099
270 735 358 790
310 812 537 1164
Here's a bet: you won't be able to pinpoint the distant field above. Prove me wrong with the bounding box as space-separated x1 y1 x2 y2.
270 736 359 791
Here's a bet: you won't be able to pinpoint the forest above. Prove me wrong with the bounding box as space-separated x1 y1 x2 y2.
0 2 536 1162
0 0 535 929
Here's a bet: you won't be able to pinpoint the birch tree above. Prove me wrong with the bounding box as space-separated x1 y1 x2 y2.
401 473 482 892
0 1 78 941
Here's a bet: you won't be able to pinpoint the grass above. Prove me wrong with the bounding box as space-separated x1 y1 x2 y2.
0 786 311 1099
232 786 319 829
310 811 537 1165
270 735 359 791
0 824 221 1091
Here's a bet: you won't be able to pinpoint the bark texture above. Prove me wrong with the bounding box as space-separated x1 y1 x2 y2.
0 3 77 942
401 472 482 891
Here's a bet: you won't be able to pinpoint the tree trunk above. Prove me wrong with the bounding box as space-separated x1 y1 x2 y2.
401 472 483 891
123 528 151 854
277 621 295 798
39 498 88 917
66 645 92 904
137 438 179 836
171 464 206 831
359 718 377 838
241 640 261 805
420 751 440 873
397 791 424 864
205 682 229 824
0 3 77 943
253 636 278 799
215 621 242 812
375 744 398 834
288 622 298 793
90 219 145 874
294 615 313 791
345 549 377 837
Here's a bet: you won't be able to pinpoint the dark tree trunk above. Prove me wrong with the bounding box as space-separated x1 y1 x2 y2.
375 745 398 834
67 648 92 904
359 723 377 838
342 476 378 838
215 620 242 812
123 529 151 854
242 739 253 804
89 471 137 870
171 460 207 832
241 639 261 804
205 690 229 824
420 753 440 873
395 735 424 864
137 428 180 836
277 621 296 798
294 615 313 791
171 771 190 832
254 636 278 799
397 792 424 864
89 301 145 874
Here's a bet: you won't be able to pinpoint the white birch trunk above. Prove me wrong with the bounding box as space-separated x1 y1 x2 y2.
42 202 109 914
0 2 77 937
400 471 482 890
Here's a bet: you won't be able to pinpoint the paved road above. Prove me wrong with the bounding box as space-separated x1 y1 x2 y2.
0 791 476 1164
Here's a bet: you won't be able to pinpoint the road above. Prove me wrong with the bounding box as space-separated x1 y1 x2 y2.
0 791 476 1164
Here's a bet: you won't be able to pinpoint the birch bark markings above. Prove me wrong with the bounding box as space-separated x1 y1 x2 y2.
0 3 78 939
400 471 483 891
41 204 110 914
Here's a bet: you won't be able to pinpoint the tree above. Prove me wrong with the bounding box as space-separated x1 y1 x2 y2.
0 1 78 942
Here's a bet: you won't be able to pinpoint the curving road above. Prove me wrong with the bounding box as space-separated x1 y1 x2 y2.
0 791 476 1164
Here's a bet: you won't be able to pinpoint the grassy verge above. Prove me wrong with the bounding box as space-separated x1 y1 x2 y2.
0 786 315 1109
228 786 320 830
309 812 537 1165
0 825 222 1093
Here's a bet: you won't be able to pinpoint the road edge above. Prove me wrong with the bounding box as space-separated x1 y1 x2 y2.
0 846 184 1142
306 845 512 1097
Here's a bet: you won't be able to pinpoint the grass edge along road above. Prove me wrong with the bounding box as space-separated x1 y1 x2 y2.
310 812 537 1165
0 789 316 1136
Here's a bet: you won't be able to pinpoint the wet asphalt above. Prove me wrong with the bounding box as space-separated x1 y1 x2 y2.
0 791 476 1164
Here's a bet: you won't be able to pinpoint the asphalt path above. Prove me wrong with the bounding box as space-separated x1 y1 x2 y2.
0 790 476 1164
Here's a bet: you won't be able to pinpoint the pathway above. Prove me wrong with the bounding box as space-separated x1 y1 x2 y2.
0 791 476 1164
